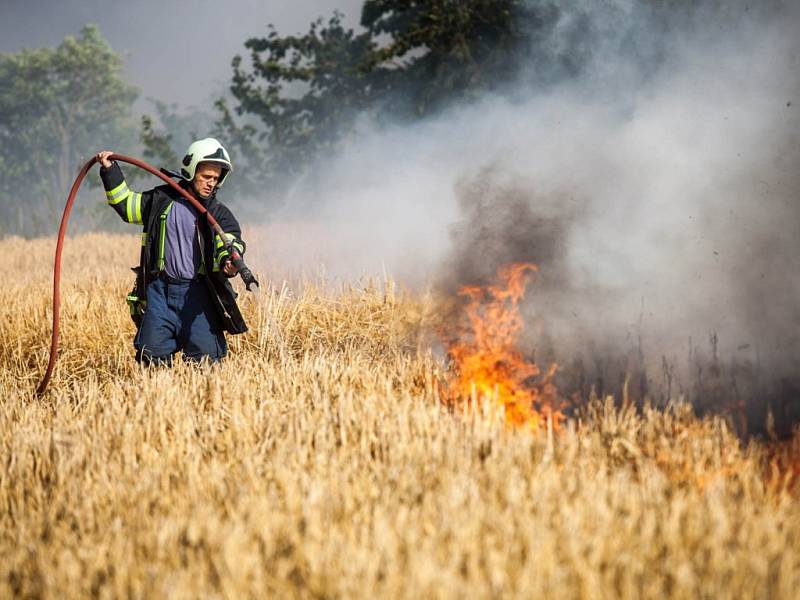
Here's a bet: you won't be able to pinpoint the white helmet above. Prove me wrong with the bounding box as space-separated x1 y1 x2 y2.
180 138 233 187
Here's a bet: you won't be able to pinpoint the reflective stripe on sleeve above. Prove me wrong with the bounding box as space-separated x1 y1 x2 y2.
105 181 130 205
133 193 142 224
214 232 243 261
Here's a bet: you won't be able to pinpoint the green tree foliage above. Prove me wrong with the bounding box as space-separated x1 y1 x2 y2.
0 25 137 236
217 11 376 186
218 1 563 189
361 0 559 115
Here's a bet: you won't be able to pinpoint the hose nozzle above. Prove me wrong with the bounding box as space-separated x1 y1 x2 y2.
228 247 259 291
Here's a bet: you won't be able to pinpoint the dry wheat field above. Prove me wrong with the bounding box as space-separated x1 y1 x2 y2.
1 233 799 599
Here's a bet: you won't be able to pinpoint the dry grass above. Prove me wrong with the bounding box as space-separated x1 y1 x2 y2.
1 233 798 599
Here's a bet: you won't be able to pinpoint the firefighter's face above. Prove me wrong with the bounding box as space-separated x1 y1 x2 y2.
193 162 223 199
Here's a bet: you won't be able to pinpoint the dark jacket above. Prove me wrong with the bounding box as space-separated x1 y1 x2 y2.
100 162 248 334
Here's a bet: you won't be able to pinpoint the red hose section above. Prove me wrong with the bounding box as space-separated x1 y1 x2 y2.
36 153 226 396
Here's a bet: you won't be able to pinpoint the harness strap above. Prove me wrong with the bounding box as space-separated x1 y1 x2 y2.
156 201 174 272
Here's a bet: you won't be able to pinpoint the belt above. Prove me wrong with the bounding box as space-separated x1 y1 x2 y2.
157 272 203 284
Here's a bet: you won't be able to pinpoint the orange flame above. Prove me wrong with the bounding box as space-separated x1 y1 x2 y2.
444 263 562 431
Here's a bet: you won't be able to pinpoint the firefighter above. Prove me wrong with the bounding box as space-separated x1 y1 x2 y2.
97 138 248 365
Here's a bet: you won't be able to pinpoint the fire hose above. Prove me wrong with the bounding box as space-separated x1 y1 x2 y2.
35 153 259 396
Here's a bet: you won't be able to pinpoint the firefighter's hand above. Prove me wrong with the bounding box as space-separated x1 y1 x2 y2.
96 151 114 169
222 259 239 277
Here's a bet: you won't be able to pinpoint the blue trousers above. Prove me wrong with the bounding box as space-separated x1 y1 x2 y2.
134 277 227 365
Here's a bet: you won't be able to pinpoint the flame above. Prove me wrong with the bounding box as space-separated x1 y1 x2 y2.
444 263 563 431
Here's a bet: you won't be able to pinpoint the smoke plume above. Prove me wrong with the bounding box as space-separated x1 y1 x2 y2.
250 0 799 432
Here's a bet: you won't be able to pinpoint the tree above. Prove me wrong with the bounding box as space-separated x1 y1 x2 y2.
361 0 560 116
217 1 562 191
0 25 137 236
218 11 376 188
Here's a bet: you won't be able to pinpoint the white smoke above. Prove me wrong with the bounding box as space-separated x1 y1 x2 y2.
248 1 799 414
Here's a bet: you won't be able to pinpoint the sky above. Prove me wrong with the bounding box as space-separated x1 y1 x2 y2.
0 0 363 109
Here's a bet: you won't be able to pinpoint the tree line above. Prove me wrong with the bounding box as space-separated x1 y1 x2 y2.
1 0 719 236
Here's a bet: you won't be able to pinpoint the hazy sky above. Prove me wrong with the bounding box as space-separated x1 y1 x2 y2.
0 0 362 109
